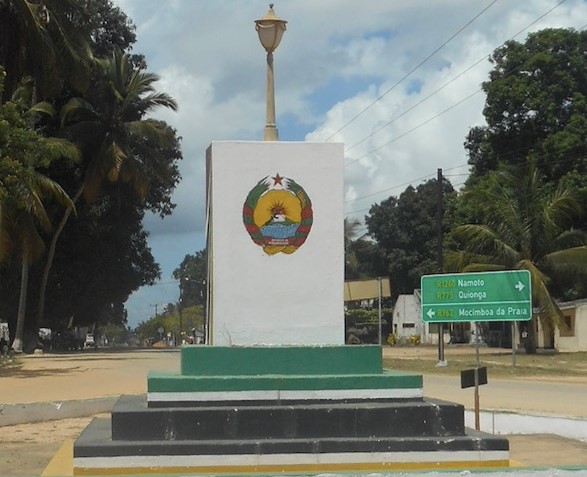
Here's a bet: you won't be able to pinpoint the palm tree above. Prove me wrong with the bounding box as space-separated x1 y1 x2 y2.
446 159 587 353
0 0 92 101
0 82 76 351
36 50 178 327
344 217 362 279
1 172 74 352
344 217 362 248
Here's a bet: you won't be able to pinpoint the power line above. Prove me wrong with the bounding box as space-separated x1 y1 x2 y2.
322 0 501 141
338 2 575 229
345 150 584 210
146 279 180 286
344 153 585 220
344 172 436 203
345 207 371 216
342 0 569 165
344 57 488 153
345 89 482 167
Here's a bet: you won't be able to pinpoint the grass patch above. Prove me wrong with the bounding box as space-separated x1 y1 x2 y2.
0 357 21 374
383 349 587 380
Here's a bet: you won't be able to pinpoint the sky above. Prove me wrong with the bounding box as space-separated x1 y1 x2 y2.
113 0 587 328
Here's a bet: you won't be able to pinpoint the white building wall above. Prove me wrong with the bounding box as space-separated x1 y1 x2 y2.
555 302 587 352
393 293 439 344
393 292 454 346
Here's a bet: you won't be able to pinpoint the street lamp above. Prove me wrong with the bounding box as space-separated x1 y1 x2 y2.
255 4 287 141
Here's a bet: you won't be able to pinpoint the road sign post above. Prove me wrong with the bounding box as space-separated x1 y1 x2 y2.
421 270 532 323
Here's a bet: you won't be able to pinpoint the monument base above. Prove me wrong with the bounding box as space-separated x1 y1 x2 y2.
73 345 510 475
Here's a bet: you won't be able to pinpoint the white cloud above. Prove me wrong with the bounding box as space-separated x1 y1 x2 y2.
110 0 585 327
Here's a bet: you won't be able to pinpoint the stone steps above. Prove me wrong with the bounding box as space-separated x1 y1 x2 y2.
77 417 507 457
110 394 464 441
73 346 510 474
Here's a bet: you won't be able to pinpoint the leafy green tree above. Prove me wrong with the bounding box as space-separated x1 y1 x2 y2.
99 321 130 346
345 238 388 281
366 177 456 297
135 312 176 343
344 217 362 279
465 28 587 188
446 159 586 353
174 249 207 308
344 217 361 247
134 303 205 344
0 1 182 348
72 0 137 57
0 0 93 101
36 50 179 327
42 184 161 327
0 77 76 351
343 216 388 281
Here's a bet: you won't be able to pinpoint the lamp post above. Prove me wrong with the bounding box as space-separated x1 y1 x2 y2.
178 276 191 343
255 4 287 141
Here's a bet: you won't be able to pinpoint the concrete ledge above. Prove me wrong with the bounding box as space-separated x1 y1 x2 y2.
464 409 587 441
74 417 509 464
110 395 465 440
0 397 118 427
147 387 423 406
148 369 422 393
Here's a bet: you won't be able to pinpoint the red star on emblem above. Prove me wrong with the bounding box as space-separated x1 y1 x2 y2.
272 173 284 186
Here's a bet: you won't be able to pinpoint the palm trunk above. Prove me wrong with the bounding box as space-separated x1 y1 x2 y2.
11 256 30 353
35 185 84 330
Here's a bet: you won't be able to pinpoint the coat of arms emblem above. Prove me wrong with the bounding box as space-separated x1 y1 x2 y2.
243 173 313 255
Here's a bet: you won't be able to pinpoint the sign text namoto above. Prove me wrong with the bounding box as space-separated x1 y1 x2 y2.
421 270 532 323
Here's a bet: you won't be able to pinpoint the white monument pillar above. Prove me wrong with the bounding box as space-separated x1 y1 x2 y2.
206 140 345 345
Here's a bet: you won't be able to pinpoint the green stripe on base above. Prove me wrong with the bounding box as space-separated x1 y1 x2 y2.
180 345 382 376
148 370 422 393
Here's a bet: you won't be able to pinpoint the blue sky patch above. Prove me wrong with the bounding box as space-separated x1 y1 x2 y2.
306 76 377 116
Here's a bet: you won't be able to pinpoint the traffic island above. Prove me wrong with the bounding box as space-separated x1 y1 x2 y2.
71 345 510 475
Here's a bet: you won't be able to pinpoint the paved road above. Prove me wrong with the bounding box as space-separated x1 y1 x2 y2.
423 374 587 417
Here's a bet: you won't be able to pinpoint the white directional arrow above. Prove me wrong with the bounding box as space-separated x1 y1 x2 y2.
427 309 435 319
515 281 525 292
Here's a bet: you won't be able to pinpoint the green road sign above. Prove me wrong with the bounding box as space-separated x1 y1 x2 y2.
421 270 532 322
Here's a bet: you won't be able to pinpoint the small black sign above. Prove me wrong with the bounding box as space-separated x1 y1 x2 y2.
460 367 488 389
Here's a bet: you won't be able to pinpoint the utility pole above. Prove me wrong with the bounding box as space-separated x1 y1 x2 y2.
151 303 163 317
436 168 447 367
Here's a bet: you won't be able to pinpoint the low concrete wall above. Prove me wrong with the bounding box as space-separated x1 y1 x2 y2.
465 409 587 441
0 396 119 427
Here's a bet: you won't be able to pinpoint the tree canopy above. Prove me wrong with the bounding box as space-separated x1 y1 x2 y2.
466 28 587 188
173 249 207 308
0 0 183 350
447 159 587 352
453 27 587 352
365 177 456 298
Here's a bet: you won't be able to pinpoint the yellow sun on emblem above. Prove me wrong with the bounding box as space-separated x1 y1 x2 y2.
253 190 302 228
243 174 313 256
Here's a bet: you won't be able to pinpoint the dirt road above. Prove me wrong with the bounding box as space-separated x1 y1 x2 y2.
3 347 586 416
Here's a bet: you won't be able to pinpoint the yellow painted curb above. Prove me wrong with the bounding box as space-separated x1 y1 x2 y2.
42 439 73 476
74 460 511 475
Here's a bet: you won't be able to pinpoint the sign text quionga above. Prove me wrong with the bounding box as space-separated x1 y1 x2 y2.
421 270 532 323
